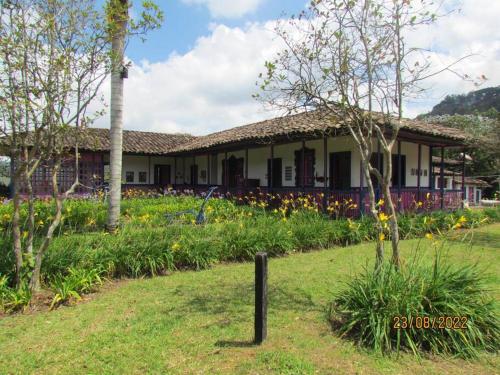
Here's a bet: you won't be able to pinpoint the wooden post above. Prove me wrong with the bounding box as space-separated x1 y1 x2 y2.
174 157 177 187
440 146 445 210
270 144 274 191
417 143 421 203
397 140 402 211
254 252 268 345
301 139 306 190
245 148 249 188
207 153 210 186
148 155 151 185
192 155 196 188
429 146 433 190
182 157 186 186
224 151 228 192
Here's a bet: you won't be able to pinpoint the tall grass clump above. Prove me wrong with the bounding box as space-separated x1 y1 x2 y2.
329 250 499 358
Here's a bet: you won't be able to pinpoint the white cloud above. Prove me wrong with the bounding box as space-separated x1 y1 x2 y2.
111 22 282 135
402 0 500 117
182 0 264 19
93 0 499 134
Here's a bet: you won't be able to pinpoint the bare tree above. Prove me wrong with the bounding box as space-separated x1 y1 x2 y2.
0 0 109 290
105 0 163 232
258 0 467 269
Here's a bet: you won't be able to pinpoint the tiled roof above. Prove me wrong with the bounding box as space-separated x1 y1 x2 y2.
172 110 471 153
21 128 196 155
3 110 472 156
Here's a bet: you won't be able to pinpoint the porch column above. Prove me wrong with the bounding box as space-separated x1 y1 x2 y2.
323 135 328 211
301 139 306 191
207 153 210 186
182 157 186 185
461 148 466 202
428 146 433 190
174 157 177 187
245 148 249 188
224 150 228 192
397 140 402 211
148 156 151 185
417 143 422 203
440 146 445 210
192 155 196 188
269 143 274 192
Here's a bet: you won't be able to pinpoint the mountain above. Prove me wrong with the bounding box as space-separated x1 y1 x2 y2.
423 86 500 117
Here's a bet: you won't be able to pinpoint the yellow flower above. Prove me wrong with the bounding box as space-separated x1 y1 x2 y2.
281 217 287 222
377 199 385 206
378 212 389 222
426 192 431 199
37 220 44 226
171 242 181 251
458 215 467 223
425 233 433 240
379 233 385 241
417 201 423 207
22 231 29 239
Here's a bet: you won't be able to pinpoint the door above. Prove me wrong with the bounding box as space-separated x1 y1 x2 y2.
330 152 351 190
190 165 198 186
154 165 171 186
222 156 244 187
295 148 315 187
267 158 283 188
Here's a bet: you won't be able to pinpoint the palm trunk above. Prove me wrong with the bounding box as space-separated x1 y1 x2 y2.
107 0 128 232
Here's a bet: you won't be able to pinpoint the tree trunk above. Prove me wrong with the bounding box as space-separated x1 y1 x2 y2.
11 176 23 289
107 0 128 232
362 159 384 271
383 183 400 269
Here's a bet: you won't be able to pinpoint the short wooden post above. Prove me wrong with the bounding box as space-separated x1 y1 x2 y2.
254 252 268 345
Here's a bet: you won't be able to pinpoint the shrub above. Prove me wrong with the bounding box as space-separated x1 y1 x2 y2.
50 268 103 309
329 251 500 358
0 276 32 313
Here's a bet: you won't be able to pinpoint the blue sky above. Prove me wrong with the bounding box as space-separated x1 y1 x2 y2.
127 0 307 63
93 0 500 135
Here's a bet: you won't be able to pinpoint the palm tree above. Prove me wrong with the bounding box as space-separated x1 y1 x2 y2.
107 0 128 232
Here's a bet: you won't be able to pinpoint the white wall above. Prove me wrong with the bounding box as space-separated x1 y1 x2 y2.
120 155 176 185
210 136 433 189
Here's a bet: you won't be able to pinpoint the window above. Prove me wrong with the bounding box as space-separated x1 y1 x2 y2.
125 171 134 183
391 154 406 187
285 166 292 181
138 171 147 183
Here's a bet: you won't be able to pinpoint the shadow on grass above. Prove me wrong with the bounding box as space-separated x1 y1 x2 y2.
215 340 256 348
168 283 320 317
446 229 500 249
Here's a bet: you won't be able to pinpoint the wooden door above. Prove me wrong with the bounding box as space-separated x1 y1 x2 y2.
154 165 171 186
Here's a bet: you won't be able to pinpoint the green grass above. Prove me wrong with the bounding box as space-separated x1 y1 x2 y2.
0 224 498 374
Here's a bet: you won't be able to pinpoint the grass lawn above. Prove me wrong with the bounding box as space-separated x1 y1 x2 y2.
0 224 499 374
